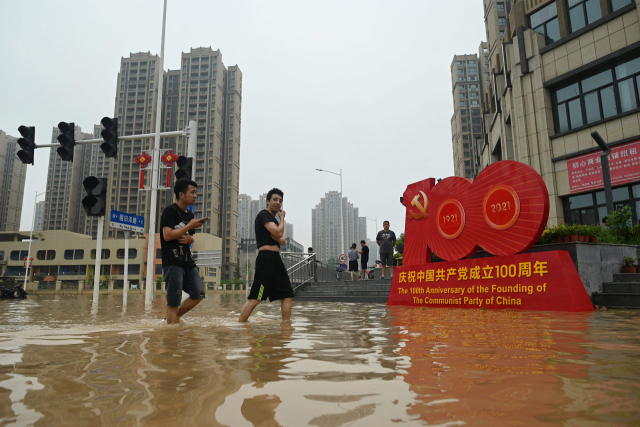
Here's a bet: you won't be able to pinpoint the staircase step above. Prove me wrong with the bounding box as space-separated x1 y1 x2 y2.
592 292 640 308
612 273 640 283
603 282 640 293
294 295 388 303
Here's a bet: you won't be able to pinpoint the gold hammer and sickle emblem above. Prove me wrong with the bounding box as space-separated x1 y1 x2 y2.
409 191 428 220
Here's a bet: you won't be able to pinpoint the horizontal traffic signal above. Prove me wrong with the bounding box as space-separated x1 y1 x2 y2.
17 125 35 165
81 176 108 217
100 117 118 158
175 156 192 180
56 122 75 162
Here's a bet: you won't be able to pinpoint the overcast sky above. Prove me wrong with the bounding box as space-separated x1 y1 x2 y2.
0 0 485 248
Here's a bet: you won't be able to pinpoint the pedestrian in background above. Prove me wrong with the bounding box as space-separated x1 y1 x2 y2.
307 247 317 282
348 243 359 281
357 240 369 280
376 221 396 279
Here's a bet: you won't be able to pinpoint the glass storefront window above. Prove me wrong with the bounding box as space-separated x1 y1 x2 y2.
568 193 593 209
613 187 630 202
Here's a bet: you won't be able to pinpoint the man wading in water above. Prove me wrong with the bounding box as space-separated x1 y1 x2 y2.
239 188 294 322
160 179 208 324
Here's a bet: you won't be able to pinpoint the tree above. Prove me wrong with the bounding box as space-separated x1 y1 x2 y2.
395 233 405 255
233 265 242 281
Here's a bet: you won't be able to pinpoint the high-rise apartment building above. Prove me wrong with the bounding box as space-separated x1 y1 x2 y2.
450 54 486 178
158 47 242 278
0 130 27 231
284 223 294 242
103 51 166 242
42 125 109 238
238 193 263 240
466 0 640 226
34 200 45 231
312 191 367 263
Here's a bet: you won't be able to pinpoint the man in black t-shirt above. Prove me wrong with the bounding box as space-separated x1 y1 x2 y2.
357 240 369 280
239 188 294 322
160 179 208 324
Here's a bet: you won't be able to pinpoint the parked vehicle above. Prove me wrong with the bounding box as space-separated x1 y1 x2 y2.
0 278 28 299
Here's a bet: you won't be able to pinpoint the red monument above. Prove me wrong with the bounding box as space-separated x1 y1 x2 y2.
388 160 594 312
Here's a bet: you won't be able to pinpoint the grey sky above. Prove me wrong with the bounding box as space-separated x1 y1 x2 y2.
0 0 485 249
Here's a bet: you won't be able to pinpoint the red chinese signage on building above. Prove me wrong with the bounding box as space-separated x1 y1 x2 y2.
393 160 594 312
568 139 640 194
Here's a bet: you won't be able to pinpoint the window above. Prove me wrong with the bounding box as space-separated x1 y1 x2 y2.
500 30 504 39
467 60 476 66
11 251 27 261
117 249 137 259
460 101 466 106
568 0 601 33
497 2 505 11
611 0 633 11
553 56 640 133
529 2 560 44
499 17 506 25
0 251 3 261
64 250 74 260
90 249 110 259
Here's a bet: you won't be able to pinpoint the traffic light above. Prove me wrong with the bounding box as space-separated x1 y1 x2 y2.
56 122 75 162
16 126 35 165
81 176 108 217
175 156 193 180
100 117 118 158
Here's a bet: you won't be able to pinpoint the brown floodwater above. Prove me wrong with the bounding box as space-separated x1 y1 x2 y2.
0 295 639 426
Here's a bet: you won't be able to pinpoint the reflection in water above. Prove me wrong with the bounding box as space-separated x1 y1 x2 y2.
0 295 639 426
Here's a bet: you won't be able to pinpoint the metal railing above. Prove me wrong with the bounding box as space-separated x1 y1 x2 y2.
281 253 380 291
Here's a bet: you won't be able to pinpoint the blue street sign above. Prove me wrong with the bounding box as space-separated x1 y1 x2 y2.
109 210 145 233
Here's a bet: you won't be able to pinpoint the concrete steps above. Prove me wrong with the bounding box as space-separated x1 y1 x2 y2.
294 279 392 303
592 273 640 309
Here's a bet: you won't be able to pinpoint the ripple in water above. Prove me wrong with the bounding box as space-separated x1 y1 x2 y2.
0 294 639 426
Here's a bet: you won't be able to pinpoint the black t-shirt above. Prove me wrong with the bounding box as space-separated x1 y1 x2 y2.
255 209 280 248
361 245 369 263
160 203 196 268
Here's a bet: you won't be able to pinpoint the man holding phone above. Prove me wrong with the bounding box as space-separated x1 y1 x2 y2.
160 179 208 324
239 188 294 322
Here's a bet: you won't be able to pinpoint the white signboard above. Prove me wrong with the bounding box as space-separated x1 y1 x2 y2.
109 210 145 233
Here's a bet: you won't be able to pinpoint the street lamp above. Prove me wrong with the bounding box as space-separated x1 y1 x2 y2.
316 168 344 260
24 187 56 289
591 131 614 215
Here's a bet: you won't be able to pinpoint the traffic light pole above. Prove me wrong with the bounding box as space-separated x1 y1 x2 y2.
144 0 168 306
92 216 105 305
123 231 130 306
32 131 185 149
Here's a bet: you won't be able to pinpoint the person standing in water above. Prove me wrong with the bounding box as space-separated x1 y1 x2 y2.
160 179 208 324
239 188 294 322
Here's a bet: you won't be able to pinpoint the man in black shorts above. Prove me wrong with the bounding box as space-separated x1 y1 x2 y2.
357 240 369 280
239 188 294 322
160 179 208 324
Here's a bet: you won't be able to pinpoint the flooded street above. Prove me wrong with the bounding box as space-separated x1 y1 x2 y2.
1 295 639 426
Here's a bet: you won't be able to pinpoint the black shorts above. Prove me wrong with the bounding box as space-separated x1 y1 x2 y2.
361 260 368 270
349 260 358 272
248 251 295 302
